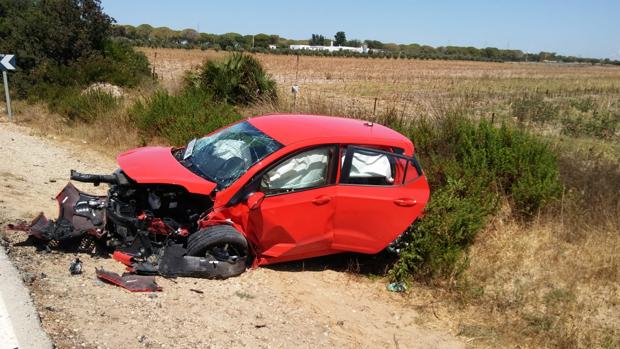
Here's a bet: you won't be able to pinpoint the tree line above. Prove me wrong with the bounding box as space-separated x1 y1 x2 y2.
111 25 619 65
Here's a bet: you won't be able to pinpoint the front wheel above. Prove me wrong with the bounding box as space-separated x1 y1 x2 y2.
186 225 249 279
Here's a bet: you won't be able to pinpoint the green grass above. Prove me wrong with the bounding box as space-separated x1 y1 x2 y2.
384 111 561 281
130 88 242 145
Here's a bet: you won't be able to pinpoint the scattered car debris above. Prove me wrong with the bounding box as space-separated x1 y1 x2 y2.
189 288 204 294
69 258 82 275
386 282 407 292
95 268 162 292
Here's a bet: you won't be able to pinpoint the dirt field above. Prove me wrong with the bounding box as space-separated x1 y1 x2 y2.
139 47 620 118
0 121 465 348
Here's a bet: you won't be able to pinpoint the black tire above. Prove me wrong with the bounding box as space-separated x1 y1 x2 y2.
186 225 249 279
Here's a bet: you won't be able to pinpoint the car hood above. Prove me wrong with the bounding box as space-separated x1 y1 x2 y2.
117 147 217 196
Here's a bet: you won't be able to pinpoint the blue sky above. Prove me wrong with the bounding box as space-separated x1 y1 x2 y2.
101 0 619 59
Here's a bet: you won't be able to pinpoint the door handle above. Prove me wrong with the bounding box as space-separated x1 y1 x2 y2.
394 198 417 207
312 196 332 205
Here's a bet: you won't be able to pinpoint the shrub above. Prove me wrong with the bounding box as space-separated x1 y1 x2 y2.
561 110 620 141
130 88 242 145
384 112 561 280
45 87 121 123
512 94 558 124
193 53 277 105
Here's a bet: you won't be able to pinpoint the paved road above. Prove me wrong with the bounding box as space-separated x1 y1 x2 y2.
0 245 53 349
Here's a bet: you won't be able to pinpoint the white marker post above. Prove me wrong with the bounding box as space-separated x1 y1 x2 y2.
0 54 16 122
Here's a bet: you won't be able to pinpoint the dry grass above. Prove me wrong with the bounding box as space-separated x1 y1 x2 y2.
140 47 620 121
13 47 620 348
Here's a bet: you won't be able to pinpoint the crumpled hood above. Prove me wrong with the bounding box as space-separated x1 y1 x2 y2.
117 147 217 196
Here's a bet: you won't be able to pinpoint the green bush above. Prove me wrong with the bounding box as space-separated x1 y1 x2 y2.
512 94 558 124
385 112 561 281
192 53 277 105
130 88 242 145
561 110 620 141
45 87 121 123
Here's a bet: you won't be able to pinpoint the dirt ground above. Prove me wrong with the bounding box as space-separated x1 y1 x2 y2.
0 121 465 348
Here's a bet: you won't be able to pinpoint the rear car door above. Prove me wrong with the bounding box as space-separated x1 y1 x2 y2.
332 145 429 254
248 145 339 263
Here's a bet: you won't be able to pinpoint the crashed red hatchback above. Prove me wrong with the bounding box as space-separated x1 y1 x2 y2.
28 115 430 278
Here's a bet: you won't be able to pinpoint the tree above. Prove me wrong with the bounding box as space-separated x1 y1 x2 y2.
364 40 384 50
309 34 326 46
346 39 362 47
334 31 346 46
0 0 113 67
253 33 272 48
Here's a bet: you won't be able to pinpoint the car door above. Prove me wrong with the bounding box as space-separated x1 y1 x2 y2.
247 145 339 264
332 145 429 254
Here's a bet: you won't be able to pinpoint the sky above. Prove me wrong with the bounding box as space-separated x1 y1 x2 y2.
101 0 620 59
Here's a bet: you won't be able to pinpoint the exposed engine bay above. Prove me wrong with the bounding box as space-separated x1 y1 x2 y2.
26 169 247 279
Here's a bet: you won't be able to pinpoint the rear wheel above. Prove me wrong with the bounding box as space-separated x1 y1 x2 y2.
186 225 249 278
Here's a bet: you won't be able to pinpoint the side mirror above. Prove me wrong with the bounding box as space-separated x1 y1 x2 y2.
246 192 265 210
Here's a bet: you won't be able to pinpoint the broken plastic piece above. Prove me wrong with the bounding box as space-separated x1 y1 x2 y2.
69 258 82 275
95 268 162 292
386 282 407 292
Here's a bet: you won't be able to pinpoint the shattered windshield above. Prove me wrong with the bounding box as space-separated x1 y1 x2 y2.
180 121 282 188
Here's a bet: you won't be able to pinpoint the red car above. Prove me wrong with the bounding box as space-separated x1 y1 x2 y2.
29 114 429 278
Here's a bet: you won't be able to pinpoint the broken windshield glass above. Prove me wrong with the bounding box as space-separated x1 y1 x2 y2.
181 121 282 188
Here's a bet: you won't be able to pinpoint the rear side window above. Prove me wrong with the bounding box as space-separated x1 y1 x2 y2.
341 147 395 186
340 146 422 186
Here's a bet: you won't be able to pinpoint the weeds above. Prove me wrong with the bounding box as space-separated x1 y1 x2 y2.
512 94 558 124
46 88 121 123
130 88 241 145
387 112 560 281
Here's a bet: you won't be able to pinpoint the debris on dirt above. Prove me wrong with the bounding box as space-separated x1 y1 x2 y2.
387 282 407 292
95 268 162 292
22 272 36 285
7 220 30 231
69 258 82 275
189 288 204 294
255 323 267 328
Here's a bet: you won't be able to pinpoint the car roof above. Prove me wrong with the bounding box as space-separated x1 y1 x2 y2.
248 114 413 150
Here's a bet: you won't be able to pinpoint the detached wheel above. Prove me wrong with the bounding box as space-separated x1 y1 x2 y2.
186 225 249 279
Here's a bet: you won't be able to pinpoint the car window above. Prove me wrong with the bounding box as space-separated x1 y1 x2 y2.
181 121 283 188
261 147 331 194
341 147 396 186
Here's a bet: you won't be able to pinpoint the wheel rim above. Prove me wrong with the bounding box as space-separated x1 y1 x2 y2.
206 242 245 263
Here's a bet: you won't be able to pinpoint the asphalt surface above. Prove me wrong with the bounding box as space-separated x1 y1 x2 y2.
0 245 53 349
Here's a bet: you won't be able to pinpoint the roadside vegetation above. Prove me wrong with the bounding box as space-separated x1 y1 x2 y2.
2 2 618 348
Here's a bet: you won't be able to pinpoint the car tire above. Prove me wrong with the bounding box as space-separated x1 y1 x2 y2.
186 225 249 279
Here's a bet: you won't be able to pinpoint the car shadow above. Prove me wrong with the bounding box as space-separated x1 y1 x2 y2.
265 251 398 277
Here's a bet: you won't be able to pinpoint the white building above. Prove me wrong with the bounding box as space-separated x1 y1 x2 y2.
289 40 369 54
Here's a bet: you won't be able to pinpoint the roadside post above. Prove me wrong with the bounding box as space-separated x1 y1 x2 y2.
1 54 16 122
